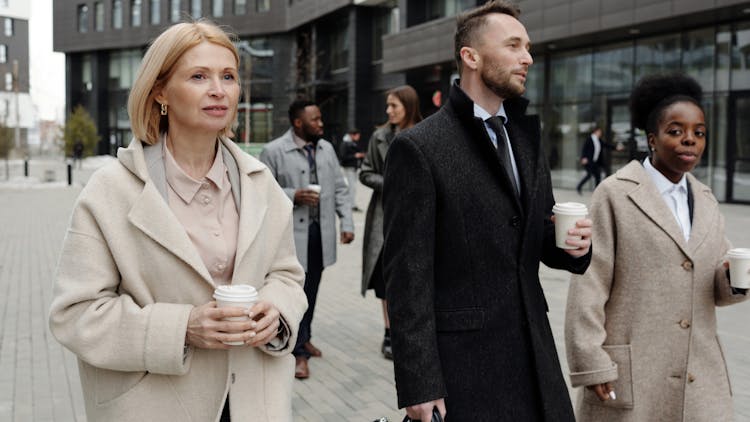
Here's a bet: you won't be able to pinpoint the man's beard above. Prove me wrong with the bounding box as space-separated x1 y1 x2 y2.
481 68 525 100
303 131 322 144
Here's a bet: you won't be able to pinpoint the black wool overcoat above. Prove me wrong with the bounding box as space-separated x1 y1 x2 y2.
382 83 591 421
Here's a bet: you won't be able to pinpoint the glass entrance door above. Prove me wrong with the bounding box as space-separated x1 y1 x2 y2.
606 100 639 174
729 95 750 203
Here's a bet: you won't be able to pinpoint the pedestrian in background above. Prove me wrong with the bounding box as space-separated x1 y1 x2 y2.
565 73 748 422
576 126 605 194
49 21 307 422
72 139 84 169
260 99 355 380
339 127 364 211
382 2 592 420
359 85 422 360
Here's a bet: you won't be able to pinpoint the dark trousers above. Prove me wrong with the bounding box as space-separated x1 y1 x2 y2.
220 398 230 422
577 162 602 192
293 222 324 359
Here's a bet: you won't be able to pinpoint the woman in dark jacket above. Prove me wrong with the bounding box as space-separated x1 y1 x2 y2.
359 85 422 359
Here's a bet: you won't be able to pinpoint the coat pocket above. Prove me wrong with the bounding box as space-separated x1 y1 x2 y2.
434 307 484 332
95 367 149 405
583 344 634 409
716 336 733 396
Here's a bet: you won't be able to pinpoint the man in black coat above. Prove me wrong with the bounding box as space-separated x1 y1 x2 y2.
382 2 593 421
576 126 605 193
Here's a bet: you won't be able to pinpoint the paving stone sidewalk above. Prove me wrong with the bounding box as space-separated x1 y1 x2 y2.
0 179 748 421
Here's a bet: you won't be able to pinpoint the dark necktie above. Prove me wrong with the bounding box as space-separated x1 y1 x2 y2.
303 144 316 170
486 116 519 197
303 144 319 222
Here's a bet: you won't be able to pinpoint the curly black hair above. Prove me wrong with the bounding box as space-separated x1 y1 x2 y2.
629 73 703 135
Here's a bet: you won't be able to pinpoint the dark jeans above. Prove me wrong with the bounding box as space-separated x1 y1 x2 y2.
293 222 324 359
577 162 602 192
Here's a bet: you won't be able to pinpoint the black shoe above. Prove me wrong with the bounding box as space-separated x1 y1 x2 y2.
353 206 363 212
381 335 393 360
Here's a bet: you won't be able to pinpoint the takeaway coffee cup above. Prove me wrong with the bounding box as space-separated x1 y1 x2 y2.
552 202 588 250
213 284 259 345
727 248 750 289
307 184 321 193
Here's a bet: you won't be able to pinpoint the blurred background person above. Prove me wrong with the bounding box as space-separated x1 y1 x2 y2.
359 85 422 359
49 21 307 422
260 99 355 379
565 73 748 422
339 127 365 212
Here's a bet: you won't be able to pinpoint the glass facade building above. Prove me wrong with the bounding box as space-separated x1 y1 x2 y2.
382 0 750 203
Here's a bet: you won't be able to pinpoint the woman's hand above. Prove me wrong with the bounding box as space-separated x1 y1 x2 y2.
244 301 281 348
185 301 260 349
586 382 615 401
564 217 593 257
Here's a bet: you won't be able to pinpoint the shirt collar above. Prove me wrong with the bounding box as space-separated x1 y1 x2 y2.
474 102 509 124
163 138 227 204
643 157 687 195
292 131 311 149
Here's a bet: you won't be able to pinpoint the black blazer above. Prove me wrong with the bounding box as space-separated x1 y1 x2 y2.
383 83 591 421
581 134 604 166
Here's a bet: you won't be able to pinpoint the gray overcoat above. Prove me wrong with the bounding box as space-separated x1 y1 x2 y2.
359 124 395 295
260 129 353 271
565 160 748 422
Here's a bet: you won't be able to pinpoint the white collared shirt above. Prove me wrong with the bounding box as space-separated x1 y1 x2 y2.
475 103 521 189
644 158 691 241
591 133 601 162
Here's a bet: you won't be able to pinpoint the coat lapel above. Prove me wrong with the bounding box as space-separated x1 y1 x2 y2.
221 139 268 279
623 162 692 257
506 114 539 214
686 174 715 255
128 180 215 285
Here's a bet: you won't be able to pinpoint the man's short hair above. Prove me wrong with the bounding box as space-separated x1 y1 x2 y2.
454 1 521 75
288 99 317 126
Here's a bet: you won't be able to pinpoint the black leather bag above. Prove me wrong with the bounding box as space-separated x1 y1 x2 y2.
402 407 443 422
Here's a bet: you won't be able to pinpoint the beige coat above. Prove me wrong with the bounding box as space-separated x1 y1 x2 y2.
49 137 307 422
565 161 747 422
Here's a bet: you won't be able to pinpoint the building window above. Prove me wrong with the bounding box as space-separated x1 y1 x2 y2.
3 18 12 37
94 2 104 32
131 0 142 26
234 0 246 15
0 45 6 63
150 0 160 24
5 72 11 91
78 4 89 33
113 0 123 29
170 0 180 22
212 0 222 17
372 7 395 62
256 0 269 12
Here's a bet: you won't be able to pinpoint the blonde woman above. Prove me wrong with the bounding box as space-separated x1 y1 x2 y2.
49 21 307 422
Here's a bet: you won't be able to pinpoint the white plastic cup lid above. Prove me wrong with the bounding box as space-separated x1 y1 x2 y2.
552 202 588 215
213 284 259 302
727 248 750 258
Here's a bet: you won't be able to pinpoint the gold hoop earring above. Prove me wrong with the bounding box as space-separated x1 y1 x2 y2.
160 103 168 116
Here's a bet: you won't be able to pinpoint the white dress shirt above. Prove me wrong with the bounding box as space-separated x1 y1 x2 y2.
644 158 691 241
475 102 521 189
591 133 602 162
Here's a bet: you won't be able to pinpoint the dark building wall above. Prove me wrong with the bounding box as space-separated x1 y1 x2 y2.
0 17 29 93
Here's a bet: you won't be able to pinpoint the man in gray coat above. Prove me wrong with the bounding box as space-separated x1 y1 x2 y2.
260 99 354 379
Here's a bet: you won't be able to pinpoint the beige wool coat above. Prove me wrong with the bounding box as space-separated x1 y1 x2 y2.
49 137 307 422
565 160 747 422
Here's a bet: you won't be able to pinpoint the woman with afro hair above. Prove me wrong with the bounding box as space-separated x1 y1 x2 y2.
564 73 747 422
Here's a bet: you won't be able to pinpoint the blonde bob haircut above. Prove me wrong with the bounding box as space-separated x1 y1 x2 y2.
128 20 240 145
